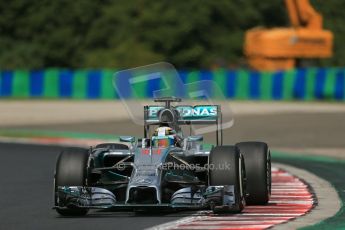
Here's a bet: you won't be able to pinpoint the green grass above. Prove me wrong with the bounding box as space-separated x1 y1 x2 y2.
272 151 345 230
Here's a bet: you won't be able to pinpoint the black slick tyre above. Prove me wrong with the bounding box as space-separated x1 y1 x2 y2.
208 145 245 213
54 147 90 216
236 142 271 205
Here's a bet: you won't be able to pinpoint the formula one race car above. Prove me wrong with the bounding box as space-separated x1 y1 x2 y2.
53 97 271 216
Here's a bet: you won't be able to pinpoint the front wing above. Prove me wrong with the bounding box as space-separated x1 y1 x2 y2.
54 185 237 211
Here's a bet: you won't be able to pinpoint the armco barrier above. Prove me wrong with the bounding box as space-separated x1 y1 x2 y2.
0 68 344 100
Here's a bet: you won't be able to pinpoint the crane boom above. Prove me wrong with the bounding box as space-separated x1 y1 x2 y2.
244 0 333 70
285 0 322 29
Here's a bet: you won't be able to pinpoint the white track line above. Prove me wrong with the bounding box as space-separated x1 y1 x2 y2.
146 165 314 230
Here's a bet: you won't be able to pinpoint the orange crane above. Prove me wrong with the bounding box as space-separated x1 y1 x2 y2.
244 0 333 71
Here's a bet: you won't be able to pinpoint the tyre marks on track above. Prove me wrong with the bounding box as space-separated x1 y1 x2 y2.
149 167 314 230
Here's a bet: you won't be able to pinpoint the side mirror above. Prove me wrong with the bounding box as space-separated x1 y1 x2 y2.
184 135 203 151
120 136 135 143
187 135 203 142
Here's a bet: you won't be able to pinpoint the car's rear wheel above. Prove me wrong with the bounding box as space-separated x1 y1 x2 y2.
236 142 271 205
208 146 245 213
54 147 90 216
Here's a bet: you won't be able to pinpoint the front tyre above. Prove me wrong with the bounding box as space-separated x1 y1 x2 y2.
236 142 271 205
208 146 245 213
54 147 90 216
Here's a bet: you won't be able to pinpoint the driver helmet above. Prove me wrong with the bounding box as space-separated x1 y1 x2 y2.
152 126 177 147
153 126 176 137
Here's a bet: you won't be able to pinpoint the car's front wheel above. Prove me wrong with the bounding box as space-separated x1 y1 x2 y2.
236 142 271 205
54 147 90 216
208 145 245 213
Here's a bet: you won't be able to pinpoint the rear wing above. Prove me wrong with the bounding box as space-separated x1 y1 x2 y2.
144 105 223 145
144 105 219 123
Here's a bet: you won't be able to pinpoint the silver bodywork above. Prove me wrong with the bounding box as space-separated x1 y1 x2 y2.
54 99 240 212
55 143 238 211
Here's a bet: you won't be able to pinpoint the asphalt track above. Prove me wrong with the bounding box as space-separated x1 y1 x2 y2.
0 143 202 230
0 142 317 230
1 112 345 229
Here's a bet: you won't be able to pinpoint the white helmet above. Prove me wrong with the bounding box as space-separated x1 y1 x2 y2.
153 126 176 137
152 126 177 148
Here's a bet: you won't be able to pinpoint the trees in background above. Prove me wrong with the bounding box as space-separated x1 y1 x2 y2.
0 0 342 69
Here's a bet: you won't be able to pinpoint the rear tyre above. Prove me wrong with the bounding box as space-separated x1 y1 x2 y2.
54 147 90 216
208 146 245 213
236 142 271 205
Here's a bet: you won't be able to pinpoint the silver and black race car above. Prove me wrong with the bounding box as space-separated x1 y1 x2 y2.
53 97 271 216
